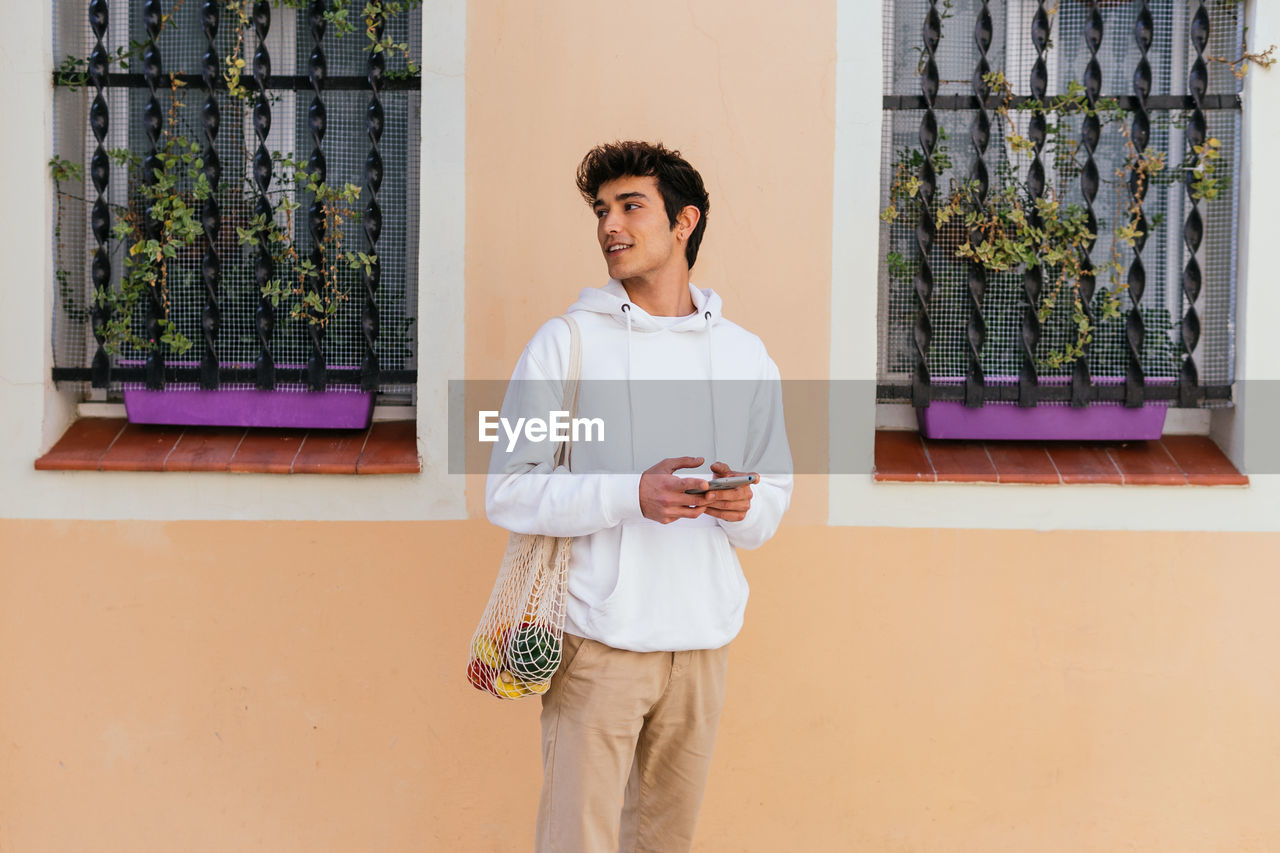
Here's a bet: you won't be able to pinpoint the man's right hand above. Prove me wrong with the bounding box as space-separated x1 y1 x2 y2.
639 457 710 524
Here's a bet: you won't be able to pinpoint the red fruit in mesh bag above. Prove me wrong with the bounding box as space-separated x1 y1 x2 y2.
467 658 498 695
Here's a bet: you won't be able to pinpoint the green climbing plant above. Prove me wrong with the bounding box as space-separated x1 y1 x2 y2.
881 71 1232 372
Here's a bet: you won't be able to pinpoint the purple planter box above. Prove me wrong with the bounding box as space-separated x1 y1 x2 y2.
120 360 375 429
124 387 375 429
916 378 1170 441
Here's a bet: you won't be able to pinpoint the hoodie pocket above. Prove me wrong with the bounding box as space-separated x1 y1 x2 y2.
596 522 635 611
587 520 748 651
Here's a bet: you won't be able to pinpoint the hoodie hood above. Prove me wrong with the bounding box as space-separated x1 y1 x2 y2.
568 279 723 332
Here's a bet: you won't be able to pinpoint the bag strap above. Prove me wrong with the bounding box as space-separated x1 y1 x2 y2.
554 314 582 470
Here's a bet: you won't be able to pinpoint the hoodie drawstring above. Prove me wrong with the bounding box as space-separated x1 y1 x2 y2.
705 310 719 467
622 303 638 473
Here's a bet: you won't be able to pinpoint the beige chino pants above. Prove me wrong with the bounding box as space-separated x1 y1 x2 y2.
536 633 731 853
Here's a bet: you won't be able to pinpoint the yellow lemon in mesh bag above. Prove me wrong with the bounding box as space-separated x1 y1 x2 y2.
493 670 526 699
492 670 549 699
470 633 503 669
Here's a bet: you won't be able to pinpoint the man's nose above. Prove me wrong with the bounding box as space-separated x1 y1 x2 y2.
599 208 621 234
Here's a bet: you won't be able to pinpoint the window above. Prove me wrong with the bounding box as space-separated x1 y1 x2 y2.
876 0 1242 410
50 0 421 400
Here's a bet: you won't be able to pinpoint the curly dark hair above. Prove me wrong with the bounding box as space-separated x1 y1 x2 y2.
575 141 710 269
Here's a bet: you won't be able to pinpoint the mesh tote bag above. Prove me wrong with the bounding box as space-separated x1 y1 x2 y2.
467 314 582 699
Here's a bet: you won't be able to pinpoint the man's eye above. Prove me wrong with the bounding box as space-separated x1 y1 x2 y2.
625 203 640 210
594 209 606 218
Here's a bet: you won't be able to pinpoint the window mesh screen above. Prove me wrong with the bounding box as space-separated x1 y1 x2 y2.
877 0 1240 401
51 2 420 399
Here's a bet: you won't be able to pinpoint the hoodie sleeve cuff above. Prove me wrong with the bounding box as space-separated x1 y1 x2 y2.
602 474 644 525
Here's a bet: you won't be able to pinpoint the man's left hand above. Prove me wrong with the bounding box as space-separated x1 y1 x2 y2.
703 461 756 522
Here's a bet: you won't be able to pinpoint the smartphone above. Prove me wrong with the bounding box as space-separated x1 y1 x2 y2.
684 474 758 495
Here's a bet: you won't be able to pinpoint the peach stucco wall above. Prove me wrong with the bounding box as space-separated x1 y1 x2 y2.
463 1 834 383
462 0 836 525
4 520 1280 851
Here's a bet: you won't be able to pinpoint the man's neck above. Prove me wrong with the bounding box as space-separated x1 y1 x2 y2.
619 271 695 317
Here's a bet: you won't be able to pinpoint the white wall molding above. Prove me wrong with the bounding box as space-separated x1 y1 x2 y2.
828 0 885 493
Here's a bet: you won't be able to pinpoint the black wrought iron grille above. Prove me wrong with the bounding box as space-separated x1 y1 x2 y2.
877 0 1241 407
50 1 420 397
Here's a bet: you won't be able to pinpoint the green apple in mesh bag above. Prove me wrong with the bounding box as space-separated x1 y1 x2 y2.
507 623 561 681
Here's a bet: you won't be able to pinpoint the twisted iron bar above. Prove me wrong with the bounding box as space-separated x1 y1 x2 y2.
141 0 165 389
87 0 112 388
199 0 223 389
306 0 328 390
251 0 276 389
911 0 941 409
1180 0 1210 407
1019 0 1050 407
1071 0 1103 407
360 10 386 391
964 0 992 408
1125 0 1153 407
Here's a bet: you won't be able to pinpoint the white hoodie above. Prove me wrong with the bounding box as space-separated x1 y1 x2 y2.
485 280 792 652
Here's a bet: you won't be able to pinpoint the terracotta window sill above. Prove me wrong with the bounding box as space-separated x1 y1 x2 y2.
874 431 1247 486
34 418 420 475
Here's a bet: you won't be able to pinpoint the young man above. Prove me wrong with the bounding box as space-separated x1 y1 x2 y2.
486 141 792 852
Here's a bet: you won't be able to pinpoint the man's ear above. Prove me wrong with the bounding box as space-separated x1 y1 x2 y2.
674 205 701 242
